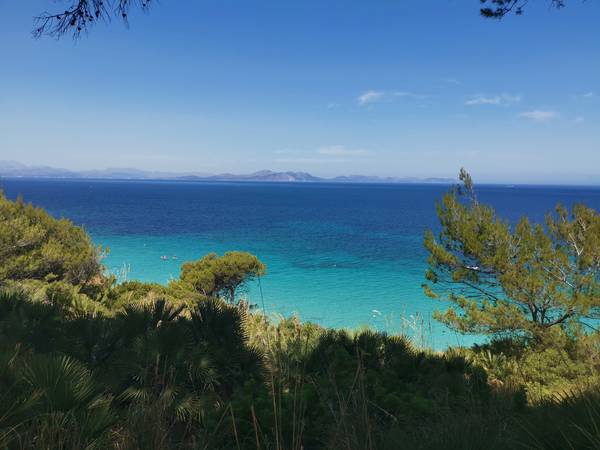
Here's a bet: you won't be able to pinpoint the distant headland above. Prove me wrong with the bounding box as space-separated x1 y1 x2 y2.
0 161 454 184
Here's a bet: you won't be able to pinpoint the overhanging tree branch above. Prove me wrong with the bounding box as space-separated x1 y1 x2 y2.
480 0 566 18
33 0 153 39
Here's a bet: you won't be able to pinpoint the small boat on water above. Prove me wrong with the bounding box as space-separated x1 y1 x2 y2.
160 255 169 261
172 255 178 260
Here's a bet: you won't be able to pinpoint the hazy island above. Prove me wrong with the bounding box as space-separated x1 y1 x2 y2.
0 160 454 184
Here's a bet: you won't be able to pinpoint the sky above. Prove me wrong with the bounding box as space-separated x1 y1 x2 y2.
1 0 599 183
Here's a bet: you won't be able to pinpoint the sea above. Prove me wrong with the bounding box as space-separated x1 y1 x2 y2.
4 178 600 349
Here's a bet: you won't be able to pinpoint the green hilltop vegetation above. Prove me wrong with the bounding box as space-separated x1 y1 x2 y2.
1 172 600 449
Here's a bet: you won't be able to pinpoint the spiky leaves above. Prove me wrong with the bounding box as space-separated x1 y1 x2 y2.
0 289 265 447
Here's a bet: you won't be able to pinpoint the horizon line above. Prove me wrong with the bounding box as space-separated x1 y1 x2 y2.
4 175 600 189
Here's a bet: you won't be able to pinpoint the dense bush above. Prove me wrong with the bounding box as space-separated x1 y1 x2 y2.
1 286 599 449
177 252 266 303
0 289 265 448
462 329 600 399
0 286 495 449
0 192 103 288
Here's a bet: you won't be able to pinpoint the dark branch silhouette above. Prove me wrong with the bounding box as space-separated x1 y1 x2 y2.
480 0 566 18
32 0 574 39
33 0 153 39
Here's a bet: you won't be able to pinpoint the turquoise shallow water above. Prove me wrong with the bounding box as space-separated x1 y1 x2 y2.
5 178 600 349
96 232 455 349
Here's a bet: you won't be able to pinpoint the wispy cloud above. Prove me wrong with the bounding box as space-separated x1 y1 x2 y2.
445 78 460 85
519 110 558 121
358 90 384 105
358 90 429 106
570 92 595 100
465 94 521 106
392 91 429 100
573 116 585 123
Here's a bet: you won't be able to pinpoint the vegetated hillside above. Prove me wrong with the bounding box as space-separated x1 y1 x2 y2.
0 188 599 449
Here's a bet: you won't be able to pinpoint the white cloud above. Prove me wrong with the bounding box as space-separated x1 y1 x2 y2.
358 90 384 105
583 92 595 98
392 91 429 100
358 90 429 105
519 110 558 121
316 145 369 156
574 116 585 123
465 94 521 106
445 78 460 84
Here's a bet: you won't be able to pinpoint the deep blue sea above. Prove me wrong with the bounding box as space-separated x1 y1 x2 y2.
4 178 600 349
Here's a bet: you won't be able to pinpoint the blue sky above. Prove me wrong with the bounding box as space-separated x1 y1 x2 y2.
1 0 599 183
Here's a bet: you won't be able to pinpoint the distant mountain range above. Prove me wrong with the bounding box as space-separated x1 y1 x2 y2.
0 161 454 184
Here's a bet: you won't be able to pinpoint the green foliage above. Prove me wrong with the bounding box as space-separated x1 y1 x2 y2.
424 170 600 340
107 280 177 308
177 251 266 303
464 331 600 400
0 191 103 288
2 284 600 449
3 279 110 316
295 330 489 448
0 289 265 448
0 327 115 448
2 180 600 449
515 388 600 450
